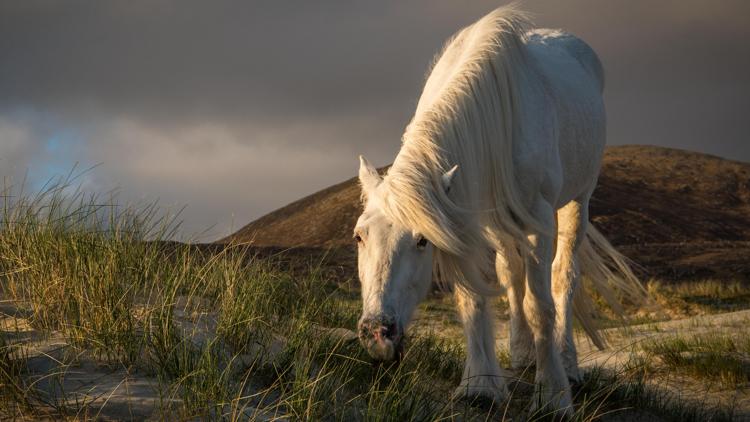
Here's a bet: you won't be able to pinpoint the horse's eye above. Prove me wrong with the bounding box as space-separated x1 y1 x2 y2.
416 236 428 249
354 234 363 243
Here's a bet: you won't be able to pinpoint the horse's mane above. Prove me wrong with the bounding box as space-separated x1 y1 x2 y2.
380 5 541 294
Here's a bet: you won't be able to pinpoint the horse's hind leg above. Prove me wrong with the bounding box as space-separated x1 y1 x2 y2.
495 241 535 370
523 197 572 413
552 196 590 383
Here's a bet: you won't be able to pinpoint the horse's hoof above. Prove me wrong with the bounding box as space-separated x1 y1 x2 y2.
528 385 574 420
452 382 508 407
568 375 583 392
510 362 537 377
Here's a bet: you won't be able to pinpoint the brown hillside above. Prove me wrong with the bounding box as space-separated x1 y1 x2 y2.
222 145 750 281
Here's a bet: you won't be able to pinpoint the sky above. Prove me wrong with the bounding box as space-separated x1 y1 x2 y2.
1 1 749 240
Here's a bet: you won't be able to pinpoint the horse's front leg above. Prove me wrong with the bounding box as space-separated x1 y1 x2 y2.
524 199 574 415
496 246 535 371
453 284 508 403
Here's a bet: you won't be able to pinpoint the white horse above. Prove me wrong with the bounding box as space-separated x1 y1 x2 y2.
355 6 646 415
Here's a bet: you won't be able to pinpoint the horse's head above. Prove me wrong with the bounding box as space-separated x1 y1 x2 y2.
355 156 456 362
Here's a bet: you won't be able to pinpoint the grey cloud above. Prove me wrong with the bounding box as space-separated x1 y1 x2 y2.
0 1 491 126
1 1 749 238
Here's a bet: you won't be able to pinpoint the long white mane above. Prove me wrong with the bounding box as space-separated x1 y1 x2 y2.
380 6 539 293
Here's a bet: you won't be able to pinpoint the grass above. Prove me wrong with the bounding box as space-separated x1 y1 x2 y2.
575 360 736 422
642 333 750 389
647 279 750 316
0 173 743 420
587 278 750 331
0 335 34 415
0 175 482 420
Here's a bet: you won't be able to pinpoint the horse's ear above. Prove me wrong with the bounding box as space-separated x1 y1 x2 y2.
359 155 381 199
441 165 458 193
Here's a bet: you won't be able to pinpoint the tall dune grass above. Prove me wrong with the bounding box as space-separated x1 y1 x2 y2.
0 175 477 419
0 173 737 420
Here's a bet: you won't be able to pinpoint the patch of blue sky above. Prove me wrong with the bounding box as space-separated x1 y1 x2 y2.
29 129 88 192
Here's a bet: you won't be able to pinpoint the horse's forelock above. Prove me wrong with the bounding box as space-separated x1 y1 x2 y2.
380 160 492 263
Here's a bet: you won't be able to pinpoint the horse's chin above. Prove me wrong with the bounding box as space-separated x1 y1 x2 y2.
362 338 403 363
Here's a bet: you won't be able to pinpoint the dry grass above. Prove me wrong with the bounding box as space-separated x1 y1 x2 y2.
641 332 750 389
647 279 750 317
0 173 743 421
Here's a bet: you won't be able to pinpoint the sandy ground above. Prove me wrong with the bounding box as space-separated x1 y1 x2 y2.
3 302 749 420
576 310 750 421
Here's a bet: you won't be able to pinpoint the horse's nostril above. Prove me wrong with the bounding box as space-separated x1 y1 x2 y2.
376 326 388 340
369 323 398 342
384 322 397 339
359 316 399 342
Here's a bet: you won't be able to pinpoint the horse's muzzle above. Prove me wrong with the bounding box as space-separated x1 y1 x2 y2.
358 315 403 362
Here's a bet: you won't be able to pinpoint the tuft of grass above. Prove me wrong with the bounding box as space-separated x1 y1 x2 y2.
572 356 736 422
648 279 750 316
0 335 34 417
642 333 750 388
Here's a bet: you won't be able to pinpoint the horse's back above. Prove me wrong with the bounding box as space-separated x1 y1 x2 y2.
525 29 604 94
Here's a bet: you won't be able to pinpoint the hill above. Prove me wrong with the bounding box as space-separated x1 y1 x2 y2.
221 145 750 281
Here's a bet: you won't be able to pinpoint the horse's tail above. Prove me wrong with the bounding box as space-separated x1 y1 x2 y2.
573 224 650 350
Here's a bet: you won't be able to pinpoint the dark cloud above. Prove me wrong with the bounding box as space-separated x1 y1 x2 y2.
1 1 748 238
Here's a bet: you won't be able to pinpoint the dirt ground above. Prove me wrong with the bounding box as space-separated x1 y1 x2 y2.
222 145 750 283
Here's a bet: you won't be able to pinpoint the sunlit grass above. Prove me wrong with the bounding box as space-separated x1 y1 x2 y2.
0 172 742 420
647 279 750 316
0 174 480 419
575 360 735 422
642 333 750 389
